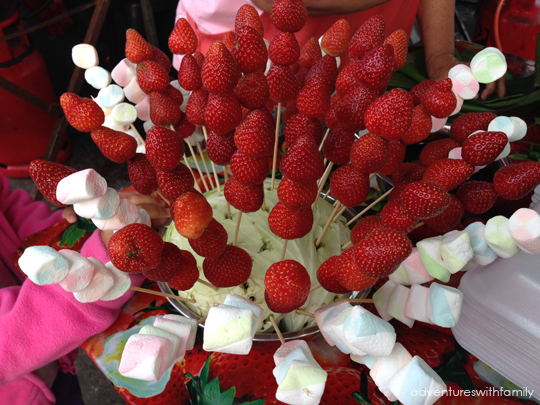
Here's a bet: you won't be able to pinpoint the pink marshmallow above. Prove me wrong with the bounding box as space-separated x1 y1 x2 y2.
136 96 150 121
124 78 147 104
449 64 480 100
431 116 447 133
450 90 464 116
448 147 484 173
91 199 140 231
118 334 171 381
58 250 95 292
56 169 108 205
111 58 136 87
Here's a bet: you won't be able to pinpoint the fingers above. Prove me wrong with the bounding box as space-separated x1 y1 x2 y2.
128 193 167 208
496 76 506 98
62 206 78 224
480 82 496 100
138 204 171 220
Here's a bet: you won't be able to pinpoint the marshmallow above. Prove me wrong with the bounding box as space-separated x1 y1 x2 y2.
96 84 125 109
314 301 351 346
373 280 397 321
124 78 147 104
387 356 446 405
139 325 180 375
112 102 138 126
509 116 527 142
488 116 514 138
404 285 432 324
450 92 464 116
170 80 189 112
273 340 317 376
143 119 155 133
136 96 150 121
137 209 152 227
163 314 197 350
417 237 451 282
153 317 191 359
56 169 108 205
390 248 434 286
224 293 264 337
508 208 540 254
464 222 497 265
275 359 327 405
386 285 415 328
448 64 480 100
111 58 136 87
370 343 413 402
71 44 98 69
91 198 140 231
203 305 253 354
427 283 463 328
103 113 129 132
351 353 379 369
136 143 146 154
484 215 520 258
58 250 95 292
497 143 511 160
84 66 111 90
324 306 359 355
430 116 447 133
73 187 120 220
74 258 114 303
100 261 131 301
471 47 507 84
18 246 69 285
440 230 474 273
125 128 143 146
118 334 170 381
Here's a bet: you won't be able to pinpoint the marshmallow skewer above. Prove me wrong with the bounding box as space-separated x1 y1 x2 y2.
270 102 282 191
196 140 217 190
202 126 222 192
296 309 315 318
129 123 146 146
319 128 330 151
130 286 196 302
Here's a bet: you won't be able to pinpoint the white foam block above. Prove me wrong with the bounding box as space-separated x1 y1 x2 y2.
73 187 120 220
58 249 95 292
314 301 351 346
85 66 111 90
163 314 197 350
373 280 397 321
72 44 98 69
508 208 540 254
404 284 432 324
390 248 434 286
111 58 136 87
73 257 114 303
136 143 146 154
448 64 479 100
203 305 253 354
326 307 364 355
112 102 138 126
96 84 125 109
370 343 413 402
103 113 129 132
471 47 507 84
450 91 464 116
143 119 155 133
18 246 69 285
153 317 191 360
350 353 379 369
430 116 447 133
440 230 474 273
485 215 521 258
224 293 263 337
464 222 497 265
136 96 150 121
509 116 527 142
124 77 147 104
387 285 415 328
139 325 180 375
56 169 108 205
488 116 513 138
417 237 451 283
428 283 463 328
274 340 317 368
118 334 170 381
101 261 131 301
275 359 327 405
92 199 140 231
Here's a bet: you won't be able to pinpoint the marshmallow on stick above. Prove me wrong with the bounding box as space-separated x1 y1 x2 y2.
386 285 415 328
73 187 120 220
372 280 397 321
314 301 351 346
470 46 507 84
163 314 197 350
96 84 125 109
58 250 95 292
72 44 99 69
111 58 136 87
118 334 171 381
508 208 540 254
465 222 497 265
138 325 181 376
100 261 131 301
18 246 69 285
224 293 263 338
85 66 111 90
153 317 192 359
389 248 434 286
56 169 108 205
203 305 254 355
370 343 413 402
73 258 114 303
427 283 463 328
484 215 521 258
91 199 141 231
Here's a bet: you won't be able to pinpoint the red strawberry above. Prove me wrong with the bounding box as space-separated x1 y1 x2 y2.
421 78 457 118
349 14 385 60
296 73 331 119
136 60 169 94
235 4 264 36
353 228 412 277
335 59 364 97
203 245 252 287
384 29 408 71
163 84 184 105
224 176 264 212
337 248 379 291
193 51 205 66
168 18 198 55
143 242 184 282
365 88 413 140
350 215 383 245
234 109 274 157
305 55 338 92
410 79 436 105
189 218 227 258
380 200 418 233
174 114 196 139
335 84 379 131
322 126 356 165
265 289 307 314
60 93 104 132
202 41 241 95
108 223 164 273
230 151 269 185
450 112 497 143
400 181 451 219
204 92 242 135
424 194 464 233
401 105 432 144
322 367 374 405
28 160 77 206
185 87 208 126
330 164 370 207
457 180 498 213
284 113 323 147
280 135 325 183
128 153 158 195
379 139 407 176
277 177 318 210
265 259 310 306
172 190 213 239
357 43 395 92
392 162 426 185
234 71 269 109
350 133 389 174
321 19 351 57
223 31 236 52
150 45 171 73
270 0 308 33
268 202 314 239
317 256 350 294
325 106 339 130
422 158 475 191
387 182 409 202
149 91 182 125
419 138 460 167
168 249 199 291
178 54 202 91
267 64 299 103
462 131 508 166
269 31 300 66
156 164 194 201
232 25 268 73
206 131 237 165
146 125 184 172
90 126 137 163
125 29 152 63
298 37 322 68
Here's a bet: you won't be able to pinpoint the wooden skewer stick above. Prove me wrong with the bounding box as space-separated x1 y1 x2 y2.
304 388 310 396
233 211 242 246
318 128 330 151
334 297 374 304
280 240 288 261
316 202 341 247
129 123 146 146
310 284 321 293
271 102 282 191
341 241 353 251
345 188 393 227
202 126 222 193
196 141 216 190
129 286 196 303
269 315 285 345
184 140 211 192
316 162 334 201
333 204 348 223
196 315 208 325
415 221 425 229
156 190 170 205
323 188 331 201
369 172 377 181
296 309 315 318
197 278 218 290
183 155 202 193
223 167 232 220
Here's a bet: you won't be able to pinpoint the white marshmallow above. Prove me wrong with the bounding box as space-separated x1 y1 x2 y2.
170 80 189 112
417 237 451 283
484 215 520 258
56 169 108 205
508 208 540 254
136 143 146 154
440 230 474 273
428 283 463 328
139 325 180 375
326 306 364 355
404 284 432 324
386 285 415 328
509 116 527 142
143 119 155 133
72 44 99 69
137 209 152 227
58 250 95 292
450 91 464 116
314 301 351 346
100 261 131 301
464 222 497 265
471 47 507 84
350 353 379 369
111 58 136 87
163 314 197 350
372 280 396 321
224 293 264 337
389 248 434 286
118 334 170 381
448 64 479 100
370 343 413 402
275 359 327 405
488 116 514 138
92 199 140 231
73 187 120 220
497 143 511 160
153 317 192 359
430 116 447 133
18 246 69 285
103 113 129 132
136 96 150 121
203 305 253 354
124 78 147 104
85 66 111 90
73 258 114 303
96 84 125 109
111 102 138 126
274 340 317 368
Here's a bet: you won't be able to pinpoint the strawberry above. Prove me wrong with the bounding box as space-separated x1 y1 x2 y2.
163 85 184 105
167 249 199 291
268 201 314 239
317 256 350 294
321 19 351 57
296 73 331 119
424 194 464 233
203 245 252 287
193 51 205 66
168 17 198 55
178 54 202 91
277 177 318 210
172 190 213 239
457 180 498 213
28 160 76 206
322 367 370 404
400 181 451 219
350 215 383 245
173 114 196 139
136 60 169 94
90 126 137 163
357 43 395 92
335 59 363 97
143 242 184 282
421 78 457 118
349 14 385 60
284 113 324 147
235 4 264 36
156 164 194 201
224 176 264 212
125 29 152 63
334 84 379 131
146 125 184 172
410 79 436 105
269 31 300 66
280 135 325 183
223 31 236 52
450 112 497 143
392 162 425 185
185 87 208 126
266 64 299 103
189 218 227 258
281 99 299 124
202 41 241 95
230 151 269 185
401 104 432 144
462 131 508 166
419 137 460 167
384 29 408 71
379 200 418 233
350 133 389 174
206 130 237 165
325 106 339 130
234 71 269 109
365 88 413 140
305 55 338 92
387 182 409 202
337 248 379 291
204 92 242 135
270 0 308 33
322 125 356 165
150 45 171 73
232 25 268 73
149 91 182 125
60 93 104 132
379 139 407 176
234 109 274 157
108 223 164 273
128 153 158 195
298 37 322 68
422 158 475 191
330 164 370 207
265 289 307 314
265 259 310 306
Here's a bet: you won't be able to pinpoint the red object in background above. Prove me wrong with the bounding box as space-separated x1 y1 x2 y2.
474 0 540 61
0 11 70 178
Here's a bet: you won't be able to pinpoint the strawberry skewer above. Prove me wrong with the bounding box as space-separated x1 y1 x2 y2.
184 139 211 192
345 188 393 227
319 128 330 151
233 211 242 246
222 167 232 219
195 140 217 189
201 125 221 192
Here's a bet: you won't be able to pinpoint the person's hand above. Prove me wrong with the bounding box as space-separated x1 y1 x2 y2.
127 194 171 230
61 206 77 224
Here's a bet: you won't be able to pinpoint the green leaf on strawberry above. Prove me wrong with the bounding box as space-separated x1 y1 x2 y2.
434 343 477 397
200 356 210 390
